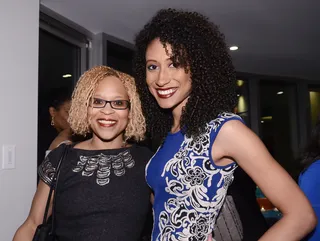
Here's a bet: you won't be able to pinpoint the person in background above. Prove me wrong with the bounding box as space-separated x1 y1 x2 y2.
299 121 320 240
133 8 316 241
47 87 72 154
13 66 152 241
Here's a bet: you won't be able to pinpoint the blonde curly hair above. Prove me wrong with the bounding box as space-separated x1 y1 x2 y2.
68 66 146 141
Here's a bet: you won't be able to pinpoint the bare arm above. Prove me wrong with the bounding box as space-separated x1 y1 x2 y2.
212 120 317 241
13 181 53 241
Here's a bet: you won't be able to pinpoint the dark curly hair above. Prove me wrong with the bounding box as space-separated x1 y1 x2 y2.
133 8 237 141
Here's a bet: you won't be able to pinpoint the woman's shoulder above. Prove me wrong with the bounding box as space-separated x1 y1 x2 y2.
299 160 320 184
133 144 154 159
209 112 243 124
48 135 71 151
310 159 320 167
46 143 69 159
206 112 245 136
39 144 69 186
303 160 320 175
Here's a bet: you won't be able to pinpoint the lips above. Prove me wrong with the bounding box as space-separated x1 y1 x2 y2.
97 119 117 127
156 88 177 98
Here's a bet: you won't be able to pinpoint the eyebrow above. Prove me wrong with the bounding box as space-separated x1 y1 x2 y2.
93 95 127 100
146 59 157 63
146 57 172 63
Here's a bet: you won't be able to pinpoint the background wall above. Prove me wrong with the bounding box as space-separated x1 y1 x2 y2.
0 0 39 240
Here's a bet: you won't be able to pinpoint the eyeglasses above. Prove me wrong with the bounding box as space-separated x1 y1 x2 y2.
89 97 130 110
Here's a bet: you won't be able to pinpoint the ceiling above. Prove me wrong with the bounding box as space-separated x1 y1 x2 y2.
42 0 319 80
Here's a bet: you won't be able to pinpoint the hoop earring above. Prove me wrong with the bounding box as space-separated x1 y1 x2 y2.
51 117 55 126
122 133 129 147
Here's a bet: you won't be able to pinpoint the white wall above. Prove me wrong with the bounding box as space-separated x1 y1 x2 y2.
0 0 39 240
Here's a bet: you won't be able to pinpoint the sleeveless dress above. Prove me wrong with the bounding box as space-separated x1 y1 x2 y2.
146 112 243 241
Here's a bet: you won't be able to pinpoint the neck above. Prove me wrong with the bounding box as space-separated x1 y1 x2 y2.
171 97 189 133
89 134 125 150
58 128 71 137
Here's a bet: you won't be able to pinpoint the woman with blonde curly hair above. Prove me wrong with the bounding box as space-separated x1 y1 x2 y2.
14 66 153 241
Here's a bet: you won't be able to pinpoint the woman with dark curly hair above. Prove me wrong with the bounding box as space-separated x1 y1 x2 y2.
133 8 316 241
298 121 320 240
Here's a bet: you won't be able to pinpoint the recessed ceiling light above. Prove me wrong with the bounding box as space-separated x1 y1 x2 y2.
230 46 239 51
277 91 284 95
62 74 72 78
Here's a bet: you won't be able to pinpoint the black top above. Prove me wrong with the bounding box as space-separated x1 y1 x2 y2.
38 144 153 241
228 167 268 241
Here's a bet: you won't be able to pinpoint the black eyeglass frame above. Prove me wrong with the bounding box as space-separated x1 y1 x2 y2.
89 97 131 110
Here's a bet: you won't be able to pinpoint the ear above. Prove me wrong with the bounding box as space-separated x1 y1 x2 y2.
49 107 56 118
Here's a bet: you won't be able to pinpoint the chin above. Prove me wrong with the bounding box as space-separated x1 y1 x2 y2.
158 103 174 109
92 130 122 143
155 99 176 109
101 133 123 142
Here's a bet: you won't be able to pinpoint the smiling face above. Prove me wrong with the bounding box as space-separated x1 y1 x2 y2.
145 38 192 111
87 76 130 144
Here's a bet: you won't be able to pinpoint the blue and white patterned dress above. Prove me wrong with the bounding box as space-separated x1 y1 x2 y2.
146 113 243 241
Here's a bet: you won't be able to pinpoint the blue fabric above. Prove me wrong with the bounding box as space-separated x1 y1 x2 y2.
299 160 320 241
146 113 244 241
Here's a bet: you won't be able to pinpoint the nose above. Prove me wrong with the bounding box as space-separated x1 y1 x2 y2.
100 102 115 114
155 67 170 87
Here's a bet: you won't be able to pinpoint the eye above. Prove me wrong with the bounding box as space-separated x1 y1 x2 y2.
92 98 105 108
169 62 179 68
147 64 158 71
92 98 105 106
112 100 126 107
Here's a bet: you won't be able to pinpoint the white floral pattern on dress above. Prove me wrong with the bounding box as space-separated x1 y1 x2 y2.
154 112 239 241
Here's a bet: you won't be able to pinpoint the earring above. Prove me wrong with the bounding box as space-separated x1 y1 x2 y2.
51 117 55 126
122 140 127 148
122 134 129 147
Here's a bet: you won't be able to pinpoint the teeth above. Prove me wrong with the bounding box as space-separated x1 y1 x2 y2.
157 89 176 95
98 120 116 124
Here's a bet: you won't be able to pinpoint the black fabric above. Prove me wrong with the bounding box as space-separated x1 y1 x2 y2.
32 224 55 241
38 144 152 241
228 168 269 241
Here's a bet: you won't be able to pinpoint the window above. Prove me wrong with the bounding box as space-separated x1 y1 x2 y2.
309 86 320 127
259 80 299 175
106 41 134 75
235 79 250 126
37 11 89 165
